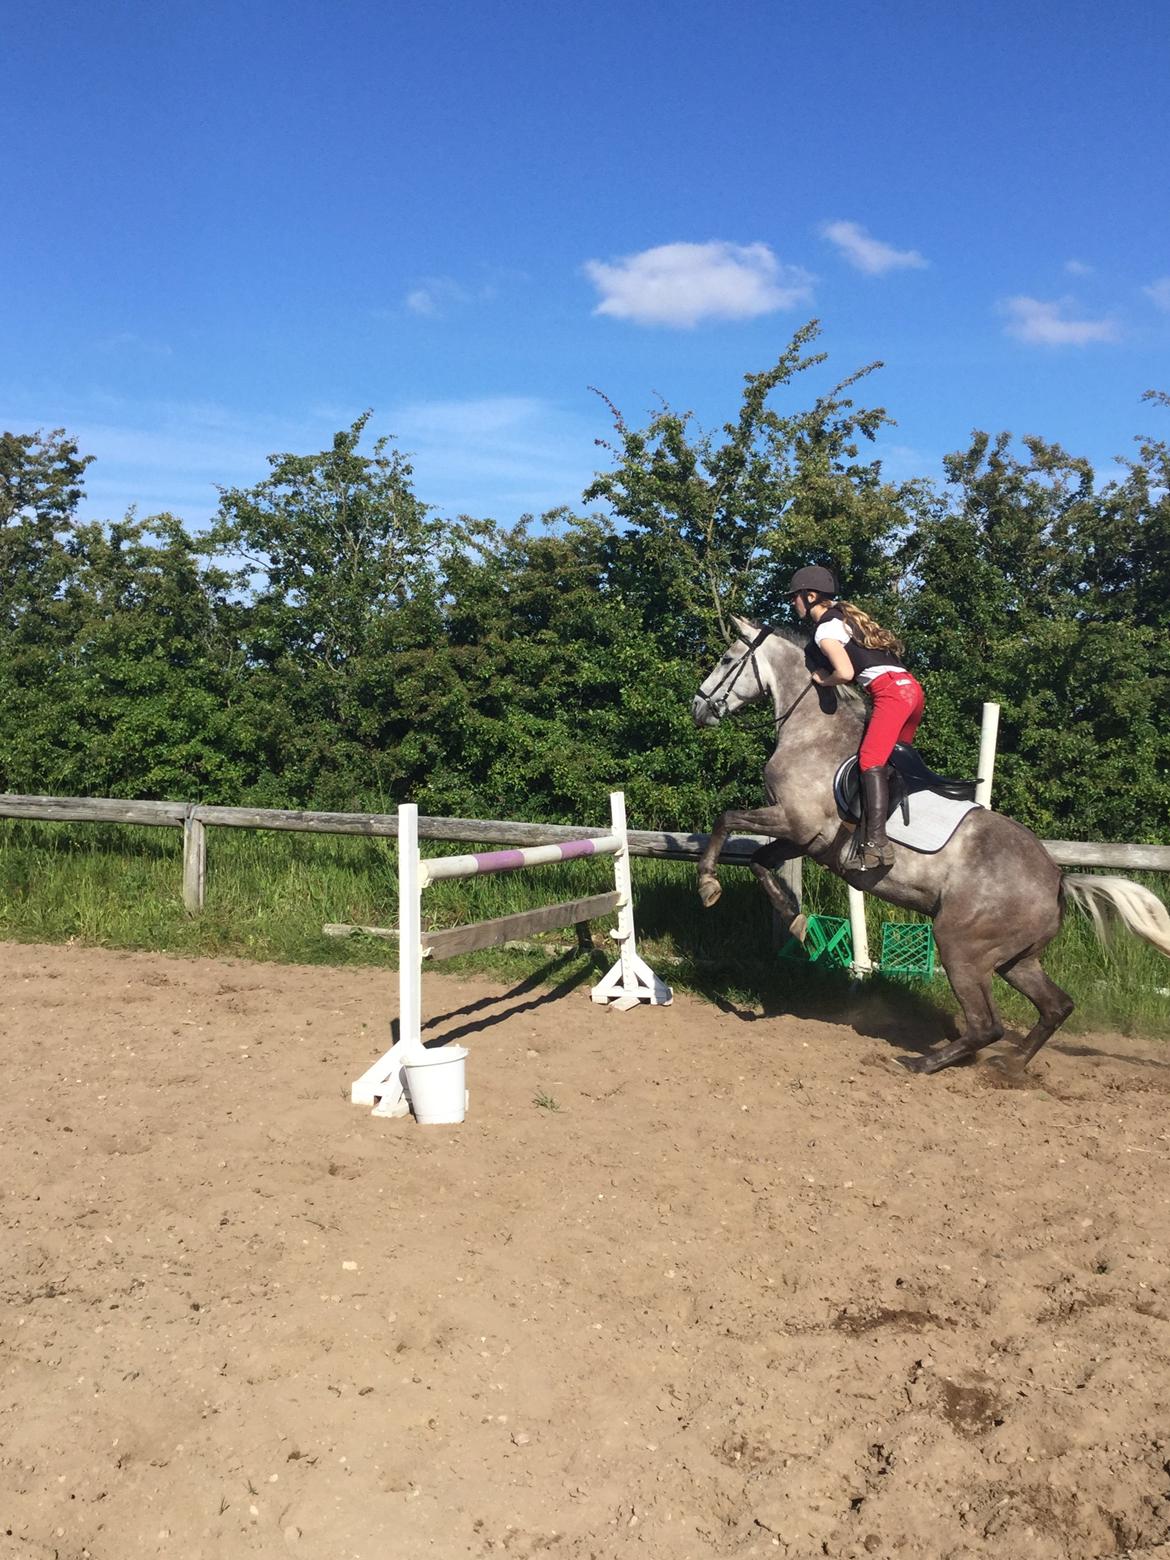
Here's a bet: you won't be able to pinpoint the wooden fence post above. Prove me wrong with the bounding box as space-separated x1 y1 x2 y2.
182 810 206 914
781 857 802 911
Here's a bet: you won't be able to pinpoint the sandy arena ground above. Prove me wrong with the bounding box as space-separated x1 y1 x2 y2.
2 942 1169 1560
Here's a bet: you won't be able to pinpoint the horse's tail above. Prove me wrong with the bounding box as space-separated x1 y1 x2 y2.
1063 875 1170 958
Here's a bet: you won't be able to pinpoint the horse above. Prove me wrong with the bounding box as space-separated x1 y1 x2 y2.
693 615 1170 1074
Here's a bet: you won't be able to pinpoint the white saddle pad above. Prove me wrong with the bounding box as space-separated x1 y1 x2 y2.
887 789 982 854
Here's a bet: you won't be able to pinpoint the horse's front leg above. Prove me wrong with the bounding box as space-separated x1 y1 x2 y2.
748 837 806 939
697 804 797 910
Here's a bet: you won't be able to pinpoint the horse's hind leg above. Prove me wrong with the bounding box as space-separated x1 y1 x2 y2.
996 954 1075 1066
914 947 1005 1075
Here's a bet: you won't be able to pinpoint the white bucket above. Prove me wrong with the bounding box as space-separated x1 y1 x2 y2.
404 1045 468 1125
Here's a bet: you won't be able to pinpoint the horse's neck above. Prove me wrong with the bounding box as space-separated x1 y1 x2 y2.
763 641 863 754
762 641 819 724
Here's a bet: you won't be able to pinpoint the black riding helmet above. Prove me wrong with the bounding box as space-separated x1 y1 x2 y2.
787 565 838 597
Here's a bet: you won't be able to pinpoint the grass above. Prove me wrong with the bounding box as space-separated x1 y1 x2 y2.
1 817 1168 1040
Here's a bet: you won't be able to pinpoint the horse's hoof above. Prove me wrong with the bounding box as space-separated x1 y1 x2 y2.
1017 1033 1052 1067
789 913 808 945
909 1041 976 1075
698 879 722 909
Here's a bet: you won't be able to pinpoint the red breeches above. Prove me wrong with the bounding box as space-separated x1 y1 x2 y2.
858 673 925 770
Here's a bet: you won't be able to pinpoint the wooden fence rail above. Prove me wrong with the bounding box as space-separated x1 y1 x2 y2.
1 792 1168 915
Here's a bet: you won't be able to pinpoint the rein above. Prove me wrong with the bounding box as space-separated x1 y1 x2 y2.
772 676 815 733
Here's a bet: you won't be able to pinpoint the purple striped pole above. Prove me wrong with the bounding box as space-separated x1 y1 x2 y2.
419 833 620 886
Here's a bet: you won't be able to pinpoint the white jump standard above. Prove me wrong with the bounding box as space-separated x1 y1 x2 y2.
351 790 672 1119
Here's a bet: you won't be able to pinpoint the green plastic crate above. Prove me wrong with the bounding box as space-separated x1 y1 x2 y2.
780 913 853 968
879 920 936 978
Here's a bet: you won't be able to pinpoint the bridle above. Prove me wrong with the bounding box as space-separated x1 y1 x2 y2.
700 627 816 733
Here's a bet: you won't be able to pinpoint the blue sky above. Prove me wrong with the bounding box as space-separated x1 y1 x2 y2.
4 0 1168 528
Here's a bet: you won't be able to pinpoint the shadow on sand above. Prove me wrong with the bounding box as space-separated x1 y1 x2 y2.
691 960 957 1067
412 953 602 1048
397 937 1169 1080
407 941 959 1072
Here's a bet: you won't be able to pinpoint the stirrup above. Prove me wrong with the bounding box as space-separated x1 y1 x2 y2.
860 837 895 869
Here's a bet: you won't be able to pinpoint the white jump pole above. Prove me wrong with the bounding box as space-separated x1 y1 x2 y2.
975 702 1000 808
351 803 425 1116
590 791 673 1010
848 885 871 976
397 802 423 1054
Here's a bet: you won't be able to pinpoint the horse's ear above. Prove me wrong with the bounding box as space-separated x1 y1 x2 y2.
729 613 760 642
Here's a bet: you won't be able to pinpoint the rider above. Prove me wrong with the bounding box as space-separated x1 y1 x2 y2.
787 565 924 869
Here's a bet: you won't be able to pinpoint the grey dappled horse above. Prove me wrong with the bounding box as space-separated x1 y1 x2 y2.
694 616 1170 1074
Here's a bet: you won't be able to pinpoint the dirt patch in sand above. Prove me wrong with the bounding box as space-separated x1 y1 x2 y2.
2 943 1170 1560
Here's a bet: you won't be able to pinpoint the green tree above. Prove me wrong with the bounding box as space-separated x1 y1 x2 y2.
583 320 913 657
0 429 94 792
60 515 248 797
1080 391 1170 631
0 426 93 646
901 423 1169 838
207 413 489 805
426 511 764 828
1 508 248 798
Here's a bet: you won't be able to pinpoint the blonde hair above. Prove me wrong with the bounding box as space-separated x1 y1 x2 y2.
837 599 905 658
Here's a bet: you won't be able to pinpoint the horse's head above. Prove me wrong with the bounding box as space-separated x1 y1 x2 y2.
692 615 784 729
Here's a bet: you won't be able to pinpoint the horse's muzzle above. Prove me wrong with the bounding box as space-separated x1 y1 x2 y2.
692 696 721 729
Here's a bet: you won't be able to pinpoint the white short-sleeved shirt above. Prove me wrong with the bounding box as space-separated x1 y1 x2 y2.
814 617 902 688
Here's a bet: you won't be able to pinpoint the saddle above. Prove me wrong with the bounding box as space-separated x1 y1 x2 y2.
834 743 978 829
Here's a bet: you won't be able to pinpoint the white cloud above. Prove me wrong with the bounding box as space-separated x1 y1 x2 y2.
404 288 440 317
1064 259 1094 277
1001 295 1121 346
403 276 473 318
1092 461 1129 493
94 331 174 358
0 386 605 527
583 241 813 328
391 395 600 516
874 440 942 482
1143 276 1170 312
394 395 546 439
0 391 352 526
820 220 928 276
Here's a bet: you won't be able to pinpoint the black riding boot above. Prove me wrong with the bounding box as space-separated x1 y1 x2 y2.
860 765 895 869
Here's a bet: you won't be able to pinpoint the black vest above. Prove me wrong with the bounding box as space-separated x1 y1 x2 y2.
816 606 906 676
